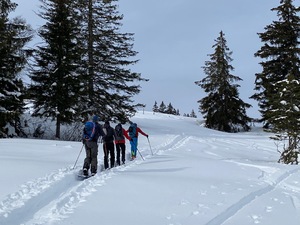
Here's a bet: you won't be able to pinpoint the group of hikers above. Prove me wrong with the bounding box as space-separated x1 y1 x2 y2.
81 115 148 176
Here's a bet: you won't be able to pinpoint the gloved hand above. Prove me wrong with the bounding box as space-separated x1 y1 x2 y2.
82 139 86 144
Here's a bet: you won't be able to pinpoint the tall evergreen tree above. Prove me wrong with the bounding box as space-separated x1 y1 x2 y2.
252 0 300 130
0 0 33 137
29 0 82 138
268 74 300 164
75 0 147 122
195 31 251 133
252 0 300 164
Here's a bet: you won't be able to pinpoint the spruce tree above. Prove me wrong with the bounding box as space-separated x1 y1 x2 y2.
29 0 82 138
195 31 252 133
268 74 300 164
190 109 197 118
252 0 300 164
152 101 159 112
158 101 166 113
75 0 147 122
252 0 300 129
0 0 33 137
166 103 174 115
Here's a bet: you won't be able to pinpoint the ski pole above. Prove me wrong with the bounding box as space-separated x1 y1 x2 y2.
131 138 144 161
137 148 145 161
147 137 153 155
73 144 84 169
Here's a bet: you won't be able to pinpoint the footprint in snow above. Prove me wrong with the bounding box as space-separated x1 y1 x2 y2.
265 206 272 213
250 214 262 224
216 202 224 206
180 199 190 205
192 210 200 215
166 213 176 220
198 203 210 209
199 191 207 196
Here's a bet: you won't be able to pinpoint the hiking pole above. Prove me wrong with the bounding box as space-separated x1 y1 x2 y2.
73 144 84 169
147 137 153 155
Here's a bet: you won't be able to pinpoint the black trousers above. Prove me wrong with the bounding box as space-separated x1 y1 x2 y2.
103 142 115 169
116 143 126 165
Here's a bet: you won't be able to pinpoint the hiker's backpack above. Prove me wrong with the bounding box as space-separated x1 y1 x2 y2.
84 121 95 139
128 123 137 138
115 124 123 138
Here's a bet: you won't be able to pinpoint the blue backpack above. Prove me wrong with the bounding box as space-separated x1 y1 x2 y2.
128 123 137 138
84 121 95 139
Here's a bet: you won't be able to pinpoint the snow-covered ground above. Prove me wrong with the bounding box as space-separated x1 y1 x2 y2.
0 111 300 225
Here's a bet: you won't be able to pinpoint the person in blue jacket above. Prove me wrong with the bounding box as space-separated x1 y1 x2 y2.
82 115 105 176
127 121 148 160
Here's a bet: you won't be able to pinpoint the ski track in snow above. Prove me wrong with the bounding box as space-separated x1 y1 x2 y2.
204 167 300 225
2 133 297 225
0 134 188 225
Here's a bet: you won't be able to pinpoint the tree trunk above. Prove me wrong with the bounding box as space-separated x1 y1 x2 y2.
56 114 61 139
88 0 94 100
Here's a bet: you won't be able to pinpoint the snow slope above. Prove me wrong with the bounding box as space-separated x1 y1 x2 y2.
0 111 300 225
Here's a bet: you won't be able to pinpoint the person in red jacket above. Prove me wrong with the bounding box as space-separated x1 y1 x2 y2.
114 123 130 165
127 122 148 160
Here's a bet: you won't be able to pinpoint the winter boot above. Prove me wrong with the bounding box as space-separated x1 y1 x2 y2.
83 168 88 176
91 166 97 175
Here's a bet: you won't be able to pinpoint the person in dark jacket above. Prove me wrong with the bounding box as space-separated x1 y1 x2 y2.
114 123 130 165
82 115 105 176
102 121 115 169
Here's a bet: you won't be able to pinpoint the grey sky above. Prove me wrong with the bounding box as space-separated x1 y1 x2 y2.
13 0 283 118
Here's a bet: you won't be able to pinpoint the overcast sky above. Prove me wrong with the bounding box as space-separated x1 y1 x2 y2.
12 0 286 118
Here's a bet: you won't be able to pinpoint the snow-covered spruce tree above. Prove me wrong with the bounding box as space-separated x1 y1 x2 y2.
252 0 300 128
268 74 300 164
195 31 252 133
251 0 300 164
74 0 147 122
0 0 33 137
166 103 175 115
29 0 83 139
158 101 166 113
190 109 197 118
152 101 159 112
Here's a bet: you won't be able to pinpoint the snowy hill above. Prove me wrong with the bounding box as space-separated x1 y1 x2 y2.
0 111 299 225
